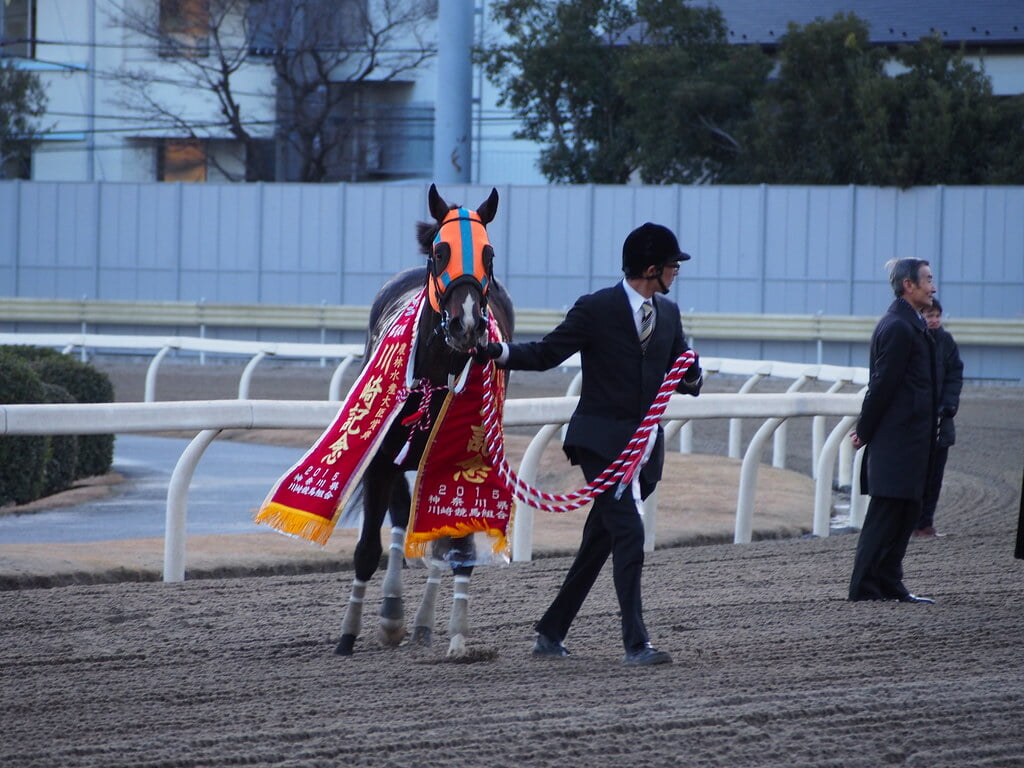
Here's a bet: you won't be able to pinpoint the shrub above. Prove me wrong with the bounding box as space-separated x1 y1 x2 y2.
29 353 116 478
0 350 48 506
39 382 80 496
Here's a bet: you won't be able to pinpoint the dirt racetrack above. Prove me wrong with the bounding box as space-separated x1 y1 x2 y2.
1 361 1023 767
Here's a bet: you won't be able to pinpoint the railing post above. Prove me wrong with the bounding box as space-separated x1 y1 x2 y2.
735 416 784 543
238 351 269 399
729 373 765 459
773 375 811 469
164 429 221 582
145 346 173 402
812 380 846 478
812 415 857 537
511 422 562 562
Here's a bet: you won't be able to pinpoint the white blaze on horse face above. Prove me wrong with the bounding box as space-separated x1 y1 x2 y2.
460 291 477 334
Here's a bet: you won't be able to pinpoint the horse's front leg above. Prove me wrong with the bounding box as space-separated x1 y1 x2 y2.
445 535 476 657
447 565 473 657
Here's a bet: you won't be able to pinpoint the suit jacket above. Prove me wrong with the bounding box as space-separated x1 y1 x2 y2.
505 283 700 494
857 298 938 499
932 325 963 447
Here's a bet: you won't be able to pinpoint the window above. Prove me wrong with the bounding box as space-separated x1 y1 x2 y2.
0 143 31 180
246 0 367 57
159 0 209 58
0 0 35 59
158 139 207 182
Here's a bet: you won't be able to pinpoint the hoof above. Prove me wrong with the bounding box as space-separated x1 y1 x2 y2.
377 621 407 647
447 634 467 658
335 634 356 656
412 626 433 647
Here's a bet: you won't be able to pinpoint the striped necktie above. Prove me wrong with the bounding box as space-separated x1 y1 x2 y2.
639 300 654 350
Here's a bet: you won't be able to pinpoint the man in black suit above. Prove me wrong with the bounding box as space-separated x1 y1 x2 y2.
475 222 702 665
849 257 938 603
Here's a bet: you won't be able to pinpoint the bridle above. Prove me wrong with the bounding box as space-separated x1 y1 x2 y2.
427 207 495 347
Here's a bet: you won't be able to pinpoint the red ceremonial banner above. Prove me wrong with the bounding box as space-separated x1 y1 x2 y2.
253 293 422 545
406 337 515 562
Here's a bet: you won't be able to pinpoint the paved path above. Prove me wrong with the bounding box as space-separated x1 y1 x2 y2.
0 435 307 544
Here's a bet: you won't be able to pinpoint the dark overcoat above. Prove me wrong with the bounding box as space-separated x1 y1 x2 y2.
857 298 938 499
505 283 698 494
933 325 964 448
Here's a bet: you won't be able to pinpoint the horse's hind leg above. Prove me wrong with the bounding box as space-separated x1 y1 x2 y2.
377 524 408 647
336 513 384 655
336 466 406 656
412 561 444 647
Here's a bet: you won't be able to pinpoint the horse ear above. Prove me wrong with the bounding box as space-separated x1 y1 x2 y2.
476 188 499 225
428 183 450 222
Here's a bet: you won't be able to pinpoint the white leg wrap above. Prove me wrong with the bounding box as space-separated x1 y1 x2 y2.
447 575 471 656
341 579 367 638
378 528 407 645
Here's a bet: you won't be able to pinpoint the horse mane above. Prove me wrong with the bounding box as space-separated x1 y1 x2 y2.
416 201 461 255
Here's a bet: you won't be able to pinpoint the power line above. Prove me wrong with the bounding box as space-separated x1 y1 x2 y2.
3 37 443 56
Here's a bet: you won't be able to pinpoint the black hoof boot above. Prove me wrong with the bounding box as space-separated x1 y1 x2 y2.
335 634 356 656
412 626 433 647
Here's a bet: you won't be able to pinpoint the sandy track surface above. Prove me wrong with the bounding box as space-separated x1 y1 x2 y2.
1 360 1022 767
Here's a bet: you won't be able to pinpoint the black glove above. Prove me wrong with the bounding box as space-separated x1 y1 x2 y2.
683 352 701 383
472 342 503 365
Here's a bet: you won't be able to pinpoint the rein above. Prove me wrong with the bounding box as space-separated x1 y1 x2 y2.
479 350 698 513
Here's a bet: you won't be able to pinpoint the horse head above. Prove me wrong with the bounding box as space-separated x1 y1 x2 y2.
418 183 499 353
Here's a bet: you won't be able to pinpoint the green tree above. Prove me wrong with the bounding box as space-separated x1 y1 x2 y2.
482 0 638 183
854 34 1024 186
619 0 769 183
0 59 47 179
736 13 885 184
482 0 766 184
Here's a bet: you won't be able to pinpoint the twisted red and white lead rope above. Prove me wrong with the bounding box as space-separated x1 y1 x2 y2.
481 350 696 513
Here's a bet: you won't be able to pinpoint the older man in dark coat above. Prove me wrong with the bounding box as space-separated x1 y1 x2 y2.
849 257 938 603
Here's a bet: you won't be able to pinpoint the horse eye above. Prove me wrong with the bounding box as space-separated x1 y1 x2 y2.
432 242 451 276
482 245 494 272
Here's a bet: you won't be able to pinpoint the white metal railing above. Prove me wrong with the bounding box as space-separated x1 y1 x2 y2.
3 297 1022 346
0 392 865 582
0 332 365 402
558 354 868 481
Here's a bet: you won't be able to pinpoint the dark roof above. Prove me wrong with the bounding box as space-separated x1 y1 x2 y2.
619 1 1024 47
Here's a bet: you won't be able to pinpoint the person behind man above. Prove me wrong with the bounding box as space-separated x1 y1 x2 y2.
474 222 702 665
849 257 938 603
915 298 964 538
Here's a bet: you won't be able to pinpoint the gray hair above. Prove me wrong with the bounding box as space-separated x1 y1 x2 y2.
885 258 930 297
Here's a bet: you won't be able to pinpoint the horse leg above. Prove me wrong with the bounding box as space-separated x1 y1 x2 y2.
335 463 402 656
447 566 473 657
412 560 444 647
377 470 412 647
445 535 476 657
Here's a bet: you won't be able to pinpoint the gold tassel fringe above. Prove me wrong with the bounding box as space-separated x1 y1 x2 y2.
253 502 337 547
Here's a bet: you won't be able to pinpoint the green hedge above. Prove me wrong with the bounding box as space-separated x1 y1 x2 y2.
30 355 115 478
0 346 116 506
0 351 48 505
39 382 80 496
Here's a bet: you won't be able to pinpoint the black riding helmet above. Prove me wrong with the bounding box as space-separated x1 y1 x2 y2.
621 222 691 292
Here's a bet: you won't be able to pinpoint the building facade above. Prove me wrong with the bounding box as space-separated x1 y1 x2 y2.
2 1 1022 185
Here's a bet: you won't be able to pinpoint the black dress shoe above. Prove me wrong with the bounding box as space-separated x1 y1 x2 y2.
532 634 569 657
897 593 935 604
623 645 672 666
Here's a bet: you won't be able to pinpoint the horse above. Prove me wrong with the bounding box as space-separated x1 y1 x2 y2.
335 183 514 657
